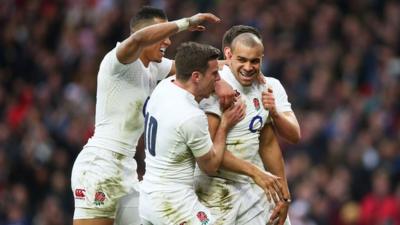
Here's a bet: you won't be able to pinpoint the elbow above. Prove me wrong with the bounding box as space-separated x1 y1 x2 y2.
290 137 300 144
200 162 220 176
197 148 223 175
281 130 301 144
295 129 302 143
289 131 301 144
129 34 144 46
202 165 219 176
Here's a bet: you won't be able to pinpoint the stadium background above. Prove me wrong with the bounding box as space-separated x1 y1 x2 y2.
0 0 399 224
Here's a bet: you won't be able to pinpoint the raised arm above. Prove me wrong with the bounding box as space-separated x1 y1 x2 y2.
259 123 290 225
117 13 220 64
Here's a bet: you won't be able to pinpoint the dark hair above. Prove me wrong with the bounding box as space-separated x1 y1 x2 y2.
222 25 261 50
175 42 221 81
130 6 167 32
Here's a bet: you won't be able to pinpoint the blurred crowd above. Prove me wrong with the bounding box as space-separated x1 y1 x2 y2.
0 0 399 224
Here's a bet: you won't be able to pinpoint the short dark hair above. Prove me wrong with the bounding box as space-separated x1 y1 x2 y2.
175 42 221 81
222 25 261 50
231 33 263 52
130 6 167 32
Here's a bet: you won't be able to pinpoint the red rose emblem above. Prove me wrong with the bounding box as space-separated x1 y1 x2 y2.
253 98 260 110
94 191 106 205
197 211 209 224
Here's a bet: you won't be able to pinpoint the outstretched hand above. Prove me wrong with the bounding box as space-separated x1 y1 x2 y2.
268 201 289 225
252 169 283 204
188 13 221 31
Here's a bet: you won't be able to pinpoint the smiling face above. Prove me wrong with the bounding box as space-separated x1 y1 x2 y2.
140 18 172 65
228 38 263 86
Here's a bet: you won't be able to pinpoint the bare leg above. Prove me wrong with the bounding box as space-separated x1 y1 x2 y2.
73 218 114 225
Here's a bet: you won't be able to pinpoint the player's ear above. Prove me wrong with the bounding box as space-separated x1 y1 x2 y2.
191 71 201 83
224 47 232 59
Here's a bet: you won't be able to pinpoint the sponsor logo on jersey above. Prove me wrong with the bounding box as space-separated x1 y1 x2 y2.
253 98 260 110
94 191 106 206
74 188 86 199
197 211 209 225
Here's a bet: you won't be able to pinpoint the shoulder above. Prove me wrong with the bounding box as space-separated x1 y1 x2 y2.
179 112 209 130
176 108 208 135
184 103 206 118
200 94 221 117
150 78 173 98
149 58 173 74
219 65 232 77
265 76 287 93
265 77 283 87
102 45 143 73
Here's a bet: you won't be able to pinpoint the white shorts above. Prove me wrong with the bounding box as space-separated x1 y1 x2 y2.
194 175 263 224
71 146 140 224
139 186 215 225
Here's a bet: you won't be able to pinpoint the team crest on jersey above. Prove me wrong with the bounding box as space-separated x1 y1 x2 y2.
197 211 209 224
253 98 260 110
94 191 106 206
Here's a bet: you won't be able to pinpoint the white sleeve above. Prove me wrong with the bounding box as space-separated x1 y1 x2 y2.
199 94 222 117
268 78 292 113
100 47 129 76
99 44 148 78
178 114 213 158
154 57 173 81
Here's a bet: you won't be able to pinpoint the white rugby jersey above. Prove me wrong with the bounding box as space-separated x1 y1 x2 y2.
141 78 213 192
197 65 292 183
85 43 172 157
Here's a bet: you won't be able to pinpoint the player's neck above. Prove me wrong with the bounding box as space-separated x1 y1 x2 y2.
173 79 198 102
139 56 150 67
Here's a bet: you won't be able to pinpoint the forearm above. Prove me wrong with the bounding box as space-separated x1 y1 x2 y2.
221 150 259 177
117 20 185 64
131 22 179 46
262 151 290 199
260 125 291 199
223 146 284 205
272 112 300 144
207 124 229 172
203 103 244 173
